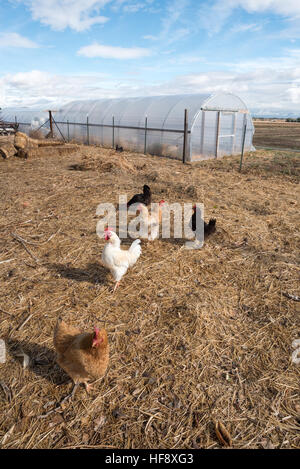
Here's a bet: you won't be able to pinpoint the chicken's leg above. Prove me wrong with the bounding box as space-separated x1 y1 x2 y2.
112 281 120 293
84 381 93 394
60 383 79 404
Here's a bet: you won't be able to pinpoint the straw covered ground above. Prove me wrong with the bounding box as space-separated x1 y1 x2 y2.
0 141 299 449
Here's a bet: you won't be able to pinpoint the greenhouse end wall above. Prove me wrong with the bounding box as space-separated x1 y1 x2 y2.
0 93 255 161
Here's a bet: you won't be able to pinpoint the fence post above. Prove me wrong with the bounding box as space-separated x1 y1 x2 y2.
239 121 247 172
144 116 148 154
112 116 115 148
215 111 221 158
182 109 188 164
67 120 70 142
86 115 89 145
49 110 53 138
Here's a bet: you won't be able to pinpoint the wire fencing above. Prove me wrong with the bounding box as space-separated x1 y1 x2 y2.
14 110 192 164
7 108 248 167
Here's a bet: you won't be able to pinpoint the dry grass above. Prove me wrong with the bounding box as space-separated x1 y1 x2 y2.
0 142 299 449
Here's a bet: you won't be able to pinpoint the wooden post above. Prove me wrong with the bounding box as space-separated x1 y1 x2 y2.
49 110 53 138
239 121 247 172
215 111 221 158
144 116 147 154
112 116 115 148
87 115 89 145
67 120 70 142
182 109 188 164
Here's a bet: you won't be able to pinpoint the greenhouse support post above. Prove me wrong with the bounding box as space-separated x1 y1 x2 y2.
183 109 188 164
112 116 115 148
144 116 148 154
215 111 221 158
87 116 89 145
239 122 247 172
67 120 70 142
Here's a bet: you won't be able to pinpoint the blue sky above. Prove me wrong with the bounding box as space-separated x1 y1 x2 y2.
1 0 300 114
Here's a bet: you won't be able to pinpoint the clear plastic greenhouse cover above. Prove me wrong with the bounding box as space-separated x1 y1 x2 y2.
0 93 255 161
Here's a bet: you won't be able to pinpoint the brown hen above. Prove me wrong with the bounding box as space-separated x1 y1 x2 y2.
53 318 109 398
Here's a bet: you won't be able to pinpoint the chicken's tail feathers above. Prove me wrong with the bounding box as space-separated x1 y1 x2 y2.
129 238 141 249
53 317 66 351
128 239 142 266
205 218 217 237
53 317 81 349
55 316 64 330
54 316 68 337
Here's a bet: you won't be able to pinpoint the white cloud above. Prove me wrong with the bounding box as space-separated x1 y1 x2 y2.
143 0 190 44
199 0 300 34
112 0 157 14
0 70 111 107
0 32 39 48
3 48 300 115
18 0 158 31
19 0 110 31
236 0 300 17
230 23 263 34
77 43 152 59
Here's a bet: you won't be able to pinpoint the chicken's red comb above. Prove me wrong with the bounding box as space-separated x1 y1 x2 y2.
192 204 196 210
159 200 165 204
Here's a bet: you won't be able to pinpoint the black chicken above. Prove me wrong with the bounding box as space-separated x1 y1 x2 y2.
127 185 152 207
190 205 216 238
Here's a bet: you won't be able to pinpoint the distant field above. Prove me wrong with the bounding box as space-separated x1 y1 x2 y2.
253 121 300 150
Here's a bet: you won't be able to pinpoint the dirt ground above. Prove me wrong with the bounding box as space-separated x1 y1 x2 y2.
253 121 300 150
0 141 299 449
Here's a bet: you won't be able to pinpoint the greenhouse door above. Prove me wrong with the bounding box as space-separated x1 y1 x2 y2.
215 111 237 158
197 110 237 159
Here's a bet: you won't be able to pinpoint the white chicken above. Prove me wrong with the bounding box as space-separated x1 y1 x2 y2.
137 200 165 241
101 228 141 292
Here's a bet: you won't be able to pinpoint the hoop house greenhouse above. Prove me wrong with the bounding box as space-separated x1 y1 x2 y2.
0 93 255 161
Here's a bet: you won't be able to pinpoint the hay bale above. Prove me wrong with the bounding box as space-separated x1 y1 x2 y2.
0 143 16 159
14 132 30 150
16 148 29 159
16 144 77 160
15 131 60 150
37 140 64 147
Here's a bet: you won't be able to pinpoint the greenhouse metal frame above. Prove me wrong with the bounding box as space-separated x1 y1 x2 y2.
0 93 255 162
